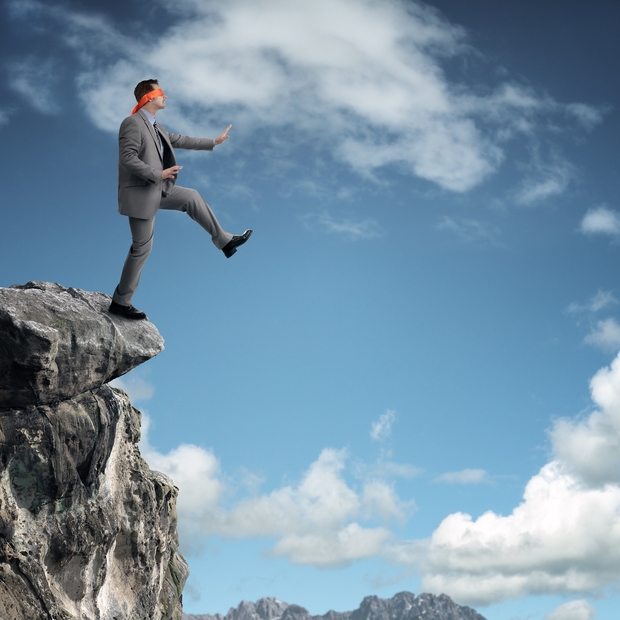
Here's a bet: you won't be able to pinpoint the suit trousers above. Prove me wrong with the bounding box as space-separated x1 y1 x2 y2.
112 185 233 305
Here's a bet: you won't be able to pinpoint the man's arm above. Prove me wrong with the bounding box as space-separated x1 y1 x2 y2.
166 125 232 150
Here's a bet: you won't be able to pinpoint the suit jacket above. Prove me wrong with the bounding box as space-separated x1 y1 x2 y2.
117 110 215 218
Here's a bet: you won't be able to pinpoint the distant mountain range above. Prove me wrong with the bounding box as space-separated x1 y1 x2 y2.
182 591 487 620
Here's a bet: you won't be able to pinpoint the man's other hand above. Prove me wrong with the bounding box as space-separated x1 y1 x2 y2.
214 124 232 146
162 165 182 179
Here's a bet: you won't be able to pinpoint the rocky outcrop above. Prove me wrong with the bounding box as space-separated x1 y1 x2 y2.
0 281 188 620
0 281 163 408
183 592 486 620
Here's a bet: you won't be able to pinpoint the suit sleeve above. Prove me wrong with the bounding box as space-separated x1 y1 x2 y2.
118 116 161 184
166 132 215 151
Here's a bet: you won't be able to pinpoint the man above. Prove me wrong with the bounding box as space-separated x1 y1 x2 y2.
109 79 252 320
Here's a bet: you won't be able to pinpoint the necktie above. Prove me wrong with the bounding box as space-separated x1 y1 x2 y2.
153 122 164 156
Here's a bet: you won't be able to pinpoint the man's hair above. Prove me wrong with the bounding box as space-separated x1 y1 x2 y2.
134 79 159 102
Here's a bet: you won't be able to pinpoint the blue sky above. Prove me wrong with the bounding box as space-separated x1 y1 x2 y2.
2 1 620 620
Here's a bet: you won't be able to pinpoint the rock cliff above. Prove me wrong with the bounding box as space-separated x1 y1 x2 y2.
0 281 188 620
182 592 487 620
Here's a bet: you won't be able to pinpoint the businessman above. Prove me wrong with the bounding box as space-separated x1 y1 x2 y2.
109 79 252 320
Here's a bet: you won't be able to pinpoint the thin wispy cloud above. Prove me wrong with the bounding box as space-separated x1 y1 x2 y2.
566 290 618 315
584 318 620 351
514 158 574 205
370 409 396 441
302 211 384 240
7 57 61 114
434 469 489 485
580 205 620 236
566 291 620 350
8 0 604 196
436 216 502 245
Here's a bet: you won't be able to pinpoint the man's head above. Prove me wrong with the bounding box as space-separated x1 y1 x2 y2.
134 79 159 102
133 79 166 115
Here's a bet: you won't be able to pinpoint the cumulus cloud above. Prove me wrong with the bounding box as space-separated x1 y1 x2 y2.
391 461 620 606
140 423 407 566
139 343 620 604
8 0 603 195
551 352 620 486
387 350 620 606
434 469 488 484
544 599 596 620
370 409 396 441
580 205 620 236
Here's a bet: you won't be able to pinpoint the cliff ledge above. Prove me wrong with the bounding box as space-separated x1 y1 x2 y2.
0 281 187 620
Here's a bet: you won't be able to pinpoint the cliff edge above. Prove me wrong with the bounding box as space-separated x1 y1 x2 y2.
0 282 188 620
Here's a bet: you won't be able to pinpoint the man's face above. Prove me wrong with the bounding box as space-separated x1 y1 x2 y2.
150 86 166 110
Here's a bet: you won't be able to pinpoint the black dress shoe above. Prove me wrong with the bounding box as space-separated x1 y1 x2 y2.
109 300 147 320
222 229 253 258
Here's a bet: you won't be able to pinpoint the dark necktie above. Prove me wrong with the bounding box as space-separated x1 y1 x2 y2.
153 122 164 156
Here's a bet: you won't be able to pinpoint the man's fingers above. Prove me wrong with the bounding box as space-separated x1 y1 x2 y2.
162 165 182 179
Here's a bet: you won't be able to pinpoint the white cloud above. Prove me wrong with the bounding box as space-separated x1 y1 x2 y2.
515 159 573 205
386 350 620 606
302 211 384 240
580 205 620 236
139 344 620 603
583 318 620 351
140 424 407 566
551 352 620 486
9 0 603 194
436 216 502 244
566 102 609 130
139 415 225 542
370 409 396 441
390 461 620 606
544 599 596 620
7 57 61 114
434 469 488 484
566 290 617 315
109 375 155 402
272 523 392 567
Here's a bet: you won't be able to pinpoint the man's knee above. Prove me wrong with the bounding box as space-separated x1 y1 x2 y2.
130 235 153 256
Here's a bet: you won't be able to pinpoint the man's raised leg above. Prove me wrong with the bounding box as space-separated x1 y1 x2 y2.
160 186 233 249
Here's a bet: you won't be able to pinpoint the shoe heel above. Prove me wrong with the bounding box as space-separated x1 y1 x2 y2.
224 247 237 258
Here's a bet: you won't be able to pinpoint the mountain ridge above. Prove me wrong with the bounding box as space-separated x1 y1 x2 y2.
183 591 487 620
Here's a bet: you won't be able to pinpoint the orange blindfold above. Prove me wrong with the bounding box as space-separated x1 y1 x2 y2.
132 88 165 114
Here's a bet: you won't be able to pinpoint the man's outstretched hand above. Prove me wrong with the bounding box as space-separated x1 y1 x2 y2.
214 124 232 146
162 165 183 180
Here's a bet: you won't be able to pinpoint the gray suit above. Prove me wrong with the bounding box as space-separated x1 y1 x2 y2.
112 111 232 305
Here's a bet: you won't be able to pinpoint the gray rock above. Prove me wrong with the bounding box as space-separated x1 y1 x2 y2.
0 385 188 620
0 281 164 408
0 282 186 619
183 593 486 620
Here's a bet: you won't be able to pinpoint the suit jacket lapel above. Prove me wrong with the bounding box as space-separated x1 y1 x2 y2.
138 110 164 161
